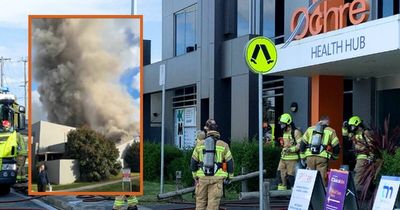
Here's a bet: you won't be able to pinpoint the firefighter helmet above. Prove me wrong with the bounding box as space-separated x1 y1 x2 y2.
348 116 362 126
204 119 218 131
279 113 292 125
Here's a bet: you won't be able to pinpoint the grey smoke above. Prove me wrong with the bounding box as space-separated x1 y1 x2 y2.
32 18 140 141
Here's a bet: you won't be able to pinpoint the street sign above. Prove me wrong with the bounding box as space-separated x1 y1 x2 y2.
159 64 165 86
373 176 400 210
122 168 131 182
244 36 277 74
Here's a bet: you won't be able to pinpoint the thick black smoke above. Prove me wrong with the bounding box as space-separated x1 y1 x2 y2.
32 18 140 141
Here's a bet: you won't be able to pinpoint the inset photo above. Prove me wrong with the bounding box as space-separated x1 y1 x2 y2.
28 15 142 195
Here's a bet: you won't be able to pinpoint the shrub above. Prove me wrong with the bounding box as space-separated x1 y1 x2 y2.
143 142 161 181
143 141 281 190
65 127 121 182
123 142 140 172
230 140 281 191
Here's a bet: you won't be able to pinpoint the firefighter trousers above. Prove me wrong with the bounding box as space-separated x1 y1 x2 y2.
277 159 297 187
195 176 224 210
354 159 369 192
306 156 328 186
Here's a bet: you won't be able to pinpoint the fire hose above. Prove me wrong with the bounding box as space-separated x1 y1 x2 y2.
157 170 266 200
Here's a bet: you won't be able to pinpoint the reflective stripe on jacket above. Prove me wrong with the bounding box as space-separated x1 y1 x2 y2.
281 129 302 160
191 131 233 178
302 126 339 159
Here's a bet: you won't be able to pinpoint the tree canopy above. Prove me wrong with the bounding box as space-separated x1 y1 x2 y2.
65 127 121 181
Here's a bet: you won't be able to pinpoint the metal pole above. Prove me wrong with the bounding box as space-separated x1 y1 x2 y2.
23 58 27 109
0 57 11 89
131 0 137 15
160 82 165 194
1 56 3 88
258 74 264 210
251 0 264 208
160 63 166 194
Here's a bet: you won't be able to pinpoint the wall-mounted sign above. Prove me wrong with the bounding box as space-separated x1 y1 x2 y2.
174 107 197 149
291 0 370 40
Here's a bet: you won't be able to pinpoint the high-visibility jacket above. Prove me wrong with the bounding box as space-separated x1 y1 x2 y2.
190 131 234 178
281 128 302 160
302 126 340 159
353 130 373 160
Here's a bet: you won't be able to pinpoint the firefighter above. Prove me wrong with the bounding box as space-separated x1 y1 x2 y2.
277 113 302 190
263 122 274 145
195 130 206 145
343 116 373 191
191 119 234 210
113 195 138 210
300 116 340 186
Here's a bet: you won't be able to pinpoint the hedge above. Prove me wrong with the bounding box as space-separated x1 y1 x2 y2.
143 141 281 190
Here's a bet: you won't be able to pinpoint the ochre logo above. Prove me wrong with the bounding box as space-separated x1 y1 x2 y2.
291 0 369 40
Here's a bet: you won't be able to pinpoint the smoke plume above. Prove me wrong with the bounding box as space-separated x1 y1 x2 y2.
32 18 140 141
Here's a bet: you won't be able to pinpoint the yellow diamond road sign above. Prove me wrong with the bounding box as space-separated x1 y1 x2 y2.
244 36 277 74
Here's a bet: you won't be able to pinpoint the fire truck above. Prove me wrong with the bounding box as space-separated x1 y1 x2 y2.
0 88 26 195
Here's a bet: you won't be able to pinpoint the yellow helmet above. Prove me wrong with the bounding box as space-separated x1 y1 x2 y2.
279 113 292 125
348 116 362 126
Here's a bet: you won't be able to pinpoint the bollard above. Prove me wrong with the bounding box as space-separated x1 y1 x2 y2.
263 181 270 210
241 167 248 192
176 171 183 191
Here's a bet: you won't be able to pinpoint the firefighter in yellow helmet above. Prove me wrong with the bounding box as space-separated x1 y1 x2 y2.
342 116 373 192
277 113 302 190
300 116 340 186
191 119 234 210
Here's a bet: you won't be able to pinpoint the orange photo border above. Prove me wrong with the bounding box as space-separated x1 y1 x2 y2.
28 15 144 196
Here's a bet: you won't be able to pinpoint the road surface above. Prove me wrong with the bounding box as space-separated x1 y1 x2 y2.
0 189 57 210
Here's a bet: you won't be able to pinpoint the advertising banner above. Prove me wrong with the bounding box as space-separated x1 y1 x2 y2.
373 176 400 210
324 170 349 210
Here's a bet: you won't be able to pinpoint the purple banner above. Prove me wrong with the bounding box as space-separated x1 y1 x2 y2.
324 169 349 210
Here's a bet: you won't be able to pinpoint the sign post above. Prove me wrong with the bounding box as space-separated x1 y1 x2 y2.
160 64 166 194
244 35 277 209
122 168 132 192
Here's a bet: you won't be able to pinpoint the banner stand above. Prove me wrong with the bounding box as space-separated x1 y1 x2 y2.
344 172 358 210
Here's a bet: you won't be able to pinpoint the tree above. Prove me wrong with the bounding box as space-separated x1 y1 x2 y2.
123 142 140 172
65 127 121 182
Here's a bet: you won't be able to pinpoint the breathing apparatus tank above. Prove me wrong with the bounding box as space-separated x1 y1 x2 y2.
203 136 216 176
310 123 325 154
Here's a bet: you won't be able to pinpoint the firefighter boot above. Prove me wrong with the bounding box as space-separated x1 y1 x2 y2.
287 175 295 189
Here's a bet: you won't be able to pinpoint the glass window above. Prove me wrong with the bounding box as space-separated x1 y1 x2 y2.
378 0 399 18
237 0 250 36
175 5 197 56
263 0 275 38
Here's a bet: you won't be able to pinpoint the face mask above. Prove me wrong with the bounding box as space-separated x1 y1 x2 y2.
349 125 357 133
280 123 287 131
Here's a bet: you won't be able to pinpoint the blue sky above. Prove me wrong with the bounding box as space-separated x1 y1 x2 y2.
0 0 161 121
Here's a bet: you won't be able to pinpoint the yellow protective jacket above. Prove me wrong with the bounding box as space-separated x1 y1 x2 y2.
281 128 303 160
353 130 373 160
190 131 234 178
302 126 340 160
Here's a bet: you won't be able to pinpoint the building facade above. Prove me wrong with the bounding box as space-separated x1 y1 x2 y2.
143 0 400 168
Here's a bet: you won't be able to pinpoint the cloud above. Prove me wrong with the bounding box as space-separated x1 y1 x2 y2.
31 90 47 123
0 0 131 29
132 71 140 91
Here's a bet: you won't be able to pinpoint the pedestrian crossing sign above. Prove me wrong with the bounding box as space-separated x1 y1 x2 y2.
244 36 277 74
